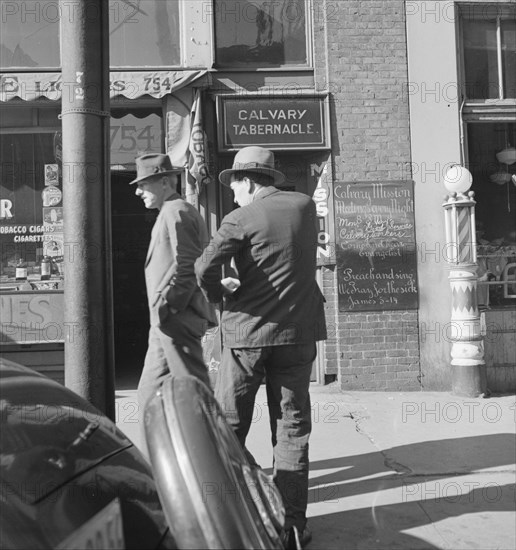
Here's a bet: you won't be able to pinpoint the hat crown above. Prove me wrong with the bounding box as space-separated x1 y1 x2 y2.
232 146 276 171
218 146 285 186
130 153 182 184
135 153 173 177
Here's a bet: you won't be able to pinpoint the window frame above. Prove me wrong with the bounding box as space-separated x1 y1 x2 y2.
0 0 186 71
457 4 516 309
457 2 516 105
211 0 314 71
0 114 62 288
108 0 183 70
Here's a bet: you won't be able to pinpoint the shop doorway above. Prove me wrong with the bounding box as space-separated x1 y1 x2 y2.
111 171 157 386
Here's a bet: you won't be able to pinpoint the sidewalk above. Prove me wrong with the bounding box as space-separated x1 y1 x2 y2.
116 384 516 550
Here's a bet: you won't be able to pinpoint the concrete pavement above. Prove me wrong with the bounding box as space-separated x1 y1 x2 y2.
116 383 516 550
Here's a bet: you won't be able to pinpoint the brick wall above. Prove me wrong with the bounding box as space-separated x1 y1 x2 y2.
339 310 420 390
321 265 339 378
316 1 421 390
327 0 411 182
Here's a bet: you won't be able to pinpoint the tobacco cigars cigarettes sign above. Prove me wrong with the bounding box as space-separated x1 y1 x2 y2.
334 181 418 312
217 95 330 151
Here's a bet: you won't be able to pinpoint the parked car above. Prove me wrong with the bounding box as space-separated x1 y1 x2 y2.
0 358 288 549
145 374 286 549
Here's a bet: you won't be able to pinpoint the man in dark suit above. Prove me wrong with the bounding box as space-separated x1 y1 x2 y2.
129 153 217 416
196 146 327 547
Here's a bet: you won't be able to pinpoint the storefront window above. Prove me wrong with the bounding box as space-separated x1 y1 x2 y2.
0 0 181 69
0 105 164 290
0 130 64 288
459 4 516 308
468 123 516 308
461 5 516 99
214 0 309 67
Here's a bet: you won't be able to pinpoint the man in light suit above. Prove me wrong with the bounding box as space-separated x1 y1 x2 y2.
130 153 217 415
196 146 327 548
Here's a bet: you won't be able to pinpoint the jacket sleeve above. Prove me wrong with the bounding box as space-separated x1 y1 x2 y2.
195 213 246 303
161 207 204 312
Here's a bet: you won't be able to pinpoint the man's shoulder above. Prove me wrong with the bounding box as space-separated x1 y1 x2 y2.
265 190 314 213
267 188 312 203
162 196 202 218
281 191 312 203
162 195 187 210
221 206 244 224
220 189 313 225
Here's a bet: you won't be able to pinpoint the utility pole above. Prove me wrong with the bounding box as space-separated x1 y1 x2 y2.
60 0 115 418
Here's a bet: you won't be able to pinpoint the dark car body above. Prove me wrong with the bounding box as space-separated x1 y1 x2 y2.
0 358 174 549
146 375 285 549
0 359 288 549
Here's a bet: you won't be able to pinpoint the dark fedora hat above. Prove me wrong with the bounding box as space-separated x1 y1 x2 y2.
219 146 285 186
129 153 183 185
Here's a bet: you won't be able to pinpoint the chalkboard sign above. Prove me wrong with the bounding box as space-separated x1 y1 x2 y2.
334 181 418 311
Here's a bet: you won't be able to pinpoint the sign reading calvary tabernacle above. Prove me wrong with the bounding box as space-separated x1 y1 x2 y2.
218 95 330 151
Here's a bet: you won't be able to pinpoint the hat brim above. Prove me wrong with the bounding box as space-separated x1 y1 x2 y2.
219 167 285 187
129 168 183 185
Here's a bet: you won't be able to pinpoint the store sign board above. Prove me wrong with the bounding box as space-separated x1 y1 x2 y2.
0 70 207 102
1 291 64 344
218 96 330 151
334 181 419 312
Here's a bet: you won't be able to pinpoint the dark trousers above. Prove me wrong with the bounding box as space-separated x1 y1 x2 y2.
215 343 316 532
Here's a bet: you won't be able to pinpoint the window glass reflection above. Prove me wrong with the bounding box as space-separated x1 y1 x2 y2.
463 19 498 99
463 12 516 100
109 0 180 67
469 123 516 307
0 132 63 285
0 1 181 69
0 0 60 68
501 19 516 98
215 0 308 67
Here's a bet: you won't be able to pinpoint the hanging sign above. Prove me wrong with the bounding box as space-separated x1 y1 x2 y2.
309 157 336 265
217 95 330 151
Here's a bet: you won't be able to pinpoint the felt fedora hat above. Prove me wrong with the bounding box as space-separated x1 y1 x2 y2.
219 146 285 186
129 153 182 185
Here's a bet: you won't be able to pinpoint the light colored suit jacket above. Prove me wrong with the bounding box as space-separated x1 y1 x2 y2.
145 194 217 331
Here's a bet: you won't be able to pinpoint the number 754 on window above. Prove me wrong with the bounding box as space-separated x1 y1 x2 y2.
110 125 155 152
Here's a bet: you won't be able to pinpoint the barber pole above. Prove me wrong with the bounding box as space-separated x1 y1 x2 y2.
442 169 487 397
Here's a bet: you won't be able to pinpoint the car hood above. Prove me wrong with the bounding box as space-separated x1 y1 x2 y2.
0 360 132 504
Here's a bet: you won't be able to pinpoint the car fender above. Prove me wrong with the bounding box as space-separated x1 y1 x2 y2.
144 375 284 550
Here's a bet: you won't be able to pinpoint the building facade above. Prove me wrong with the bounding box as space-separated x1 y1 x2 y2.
1 1 514 390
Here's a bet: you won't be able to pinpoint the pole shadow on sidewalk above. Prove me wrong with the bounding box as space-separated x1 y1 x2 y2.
305 434 516 549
